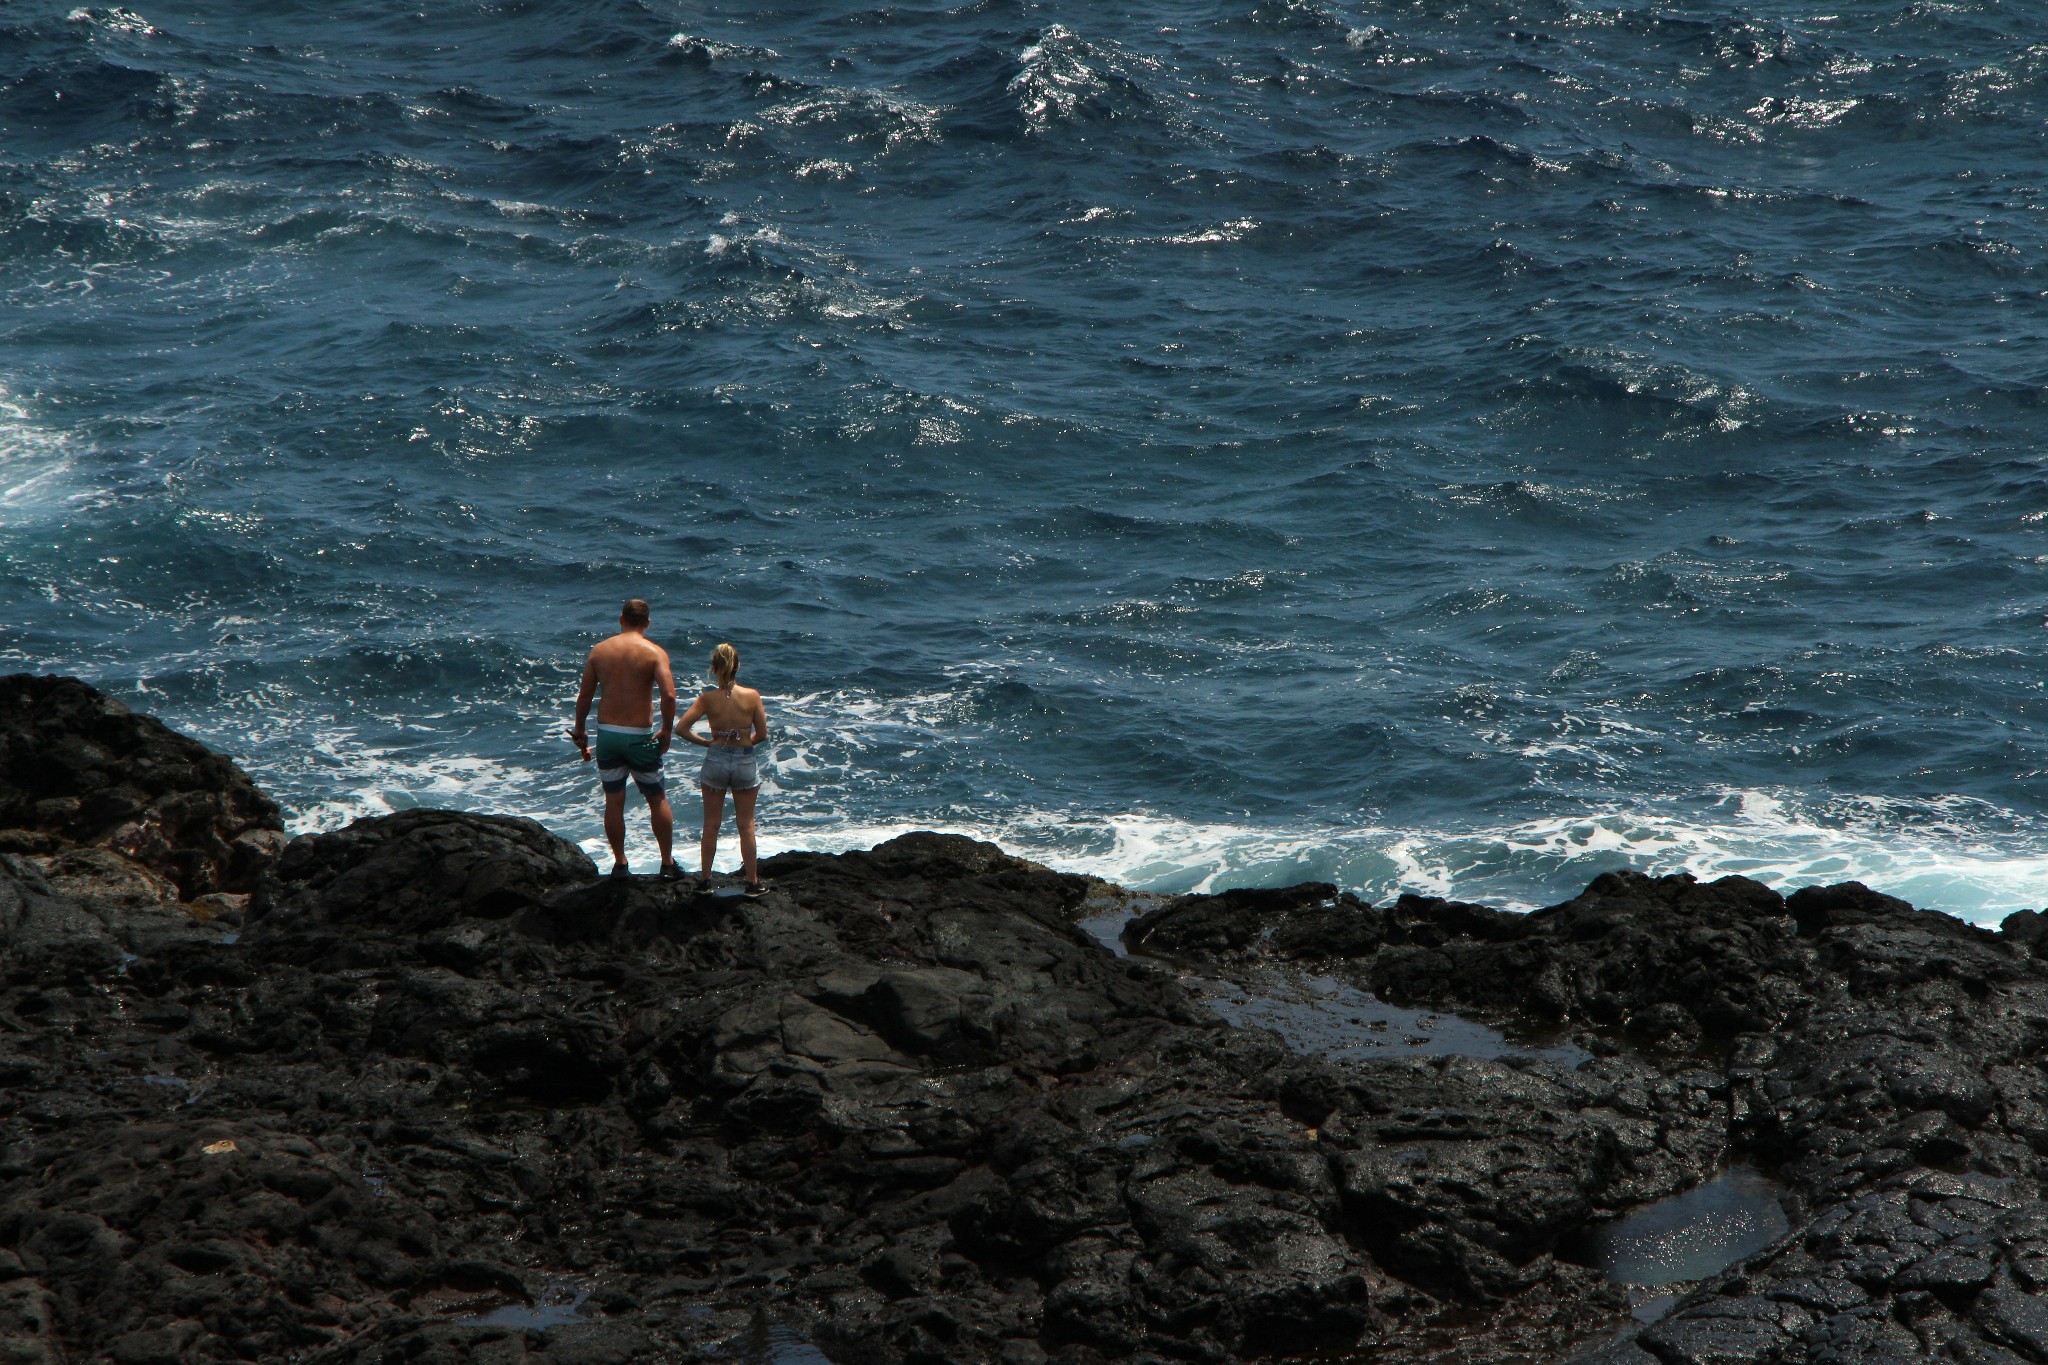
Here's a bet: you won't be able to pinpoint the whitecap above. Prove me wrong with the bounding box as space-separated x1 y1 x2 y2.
66 6 158 34
1151 217 1258 246
230 673 2048 927
1009 24 1129 133
666 33 780 61
0 389 88 511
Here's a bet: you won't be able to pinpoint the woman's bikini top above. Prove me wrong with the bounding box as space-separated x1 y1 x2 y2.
707 686 751 744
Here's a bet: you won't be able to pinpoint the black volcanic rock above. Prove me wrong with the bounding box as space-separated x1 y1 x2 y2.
0 674 282 898
8 679 2048 1365
251 808 599 936
0 683 1643 1365
1128 869 2048 1363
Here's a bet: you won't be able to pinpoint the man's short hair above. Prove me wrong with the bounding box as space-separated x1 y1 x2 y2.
620 598 651 627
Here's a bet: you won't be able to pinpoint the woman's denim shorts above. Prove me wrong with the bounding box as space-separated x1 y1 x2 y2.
700 745 760 792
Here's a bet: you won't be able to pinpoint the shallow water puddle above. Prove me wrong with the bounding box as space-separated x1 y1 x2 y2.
728 1322 831 1363
1077 910 1131 957
1075 894 1167 957
1190 967 1591 1068
1586 1165 1789 1297
448 1281 590 1329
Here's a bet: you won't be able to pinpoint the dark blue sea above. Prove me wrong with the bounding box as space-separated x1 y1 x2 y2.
7 0 2048 921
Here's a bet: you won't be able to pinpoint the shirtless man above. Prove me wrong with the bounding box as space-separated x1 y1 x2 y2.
568 598 682 880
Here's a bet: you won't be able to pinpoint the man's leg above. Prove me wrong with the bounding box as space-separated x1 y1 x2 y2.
734 786 759 887
700 786 723 878
645 784 676 870
604 787 628 872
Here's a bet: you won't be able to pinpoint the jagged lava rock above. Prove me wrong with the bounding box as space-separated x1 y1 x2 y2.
14 677 2048 1365
0 674 282 898
1130 869 2048 1364
251 807 599 938
6 694 1577 1365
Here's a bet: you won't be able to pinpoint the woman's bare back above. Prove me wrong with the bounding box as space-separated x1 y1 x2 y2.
698 685 764 746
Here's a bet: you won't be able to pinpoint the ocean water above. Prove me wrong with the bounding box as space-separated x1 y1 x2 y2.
6 0 2048 920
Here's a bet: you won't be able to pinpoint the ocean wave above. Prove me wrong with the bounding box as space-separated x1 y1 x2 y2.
0 201 168 270
662 33 781 66
1492 346 1772 435
64 7 158 37
1010 25 1117 131
755 85 941 153
541 793 2048 926
992 24 1166 136
2 55 174 133
0 388 80 510
200 655 2048 927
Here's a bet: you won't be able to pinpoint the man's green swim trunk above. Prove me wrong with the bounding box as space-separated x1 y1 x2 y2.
594 724 663 794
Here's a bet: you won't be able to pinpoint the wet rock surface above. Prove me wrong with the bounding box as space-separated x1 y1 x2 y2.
1129 871 2048 1362
4 679 2048 1364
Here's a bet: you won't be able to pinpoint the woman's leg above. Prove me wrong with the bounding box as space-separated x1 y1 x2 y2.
699 785 724 878
734 785 759 887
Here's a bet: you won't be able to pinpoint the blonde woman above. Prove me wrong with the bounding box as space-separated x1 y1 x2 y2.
678 642 768 894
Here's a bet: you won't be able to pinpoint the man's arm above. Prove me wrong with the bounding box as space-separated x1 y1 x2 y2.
568 651 597 760
655 651 678 754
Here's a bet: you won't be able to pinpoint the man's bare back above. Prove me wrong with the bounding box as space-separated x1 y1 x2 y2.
584 632 674 729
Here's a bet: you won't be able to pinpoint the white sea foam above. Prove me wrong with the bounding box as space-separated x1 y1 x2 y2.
270 728 2048 925
65 6 158 34
0 388 84 511
274 725 541 836
235 676 2048 928
1006 24 1172 135
1012 25 1108 130
666 34 780 61
735 795 2048 926
1150 218 1258 247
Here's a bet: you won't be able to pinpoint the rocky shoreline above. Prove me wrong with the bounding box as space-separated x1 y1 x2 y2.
6 674 2048 1364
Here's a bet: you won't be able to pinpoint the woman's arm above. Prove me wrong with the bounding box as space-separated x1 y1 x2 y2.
749 692 769 747
677 693 712 746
